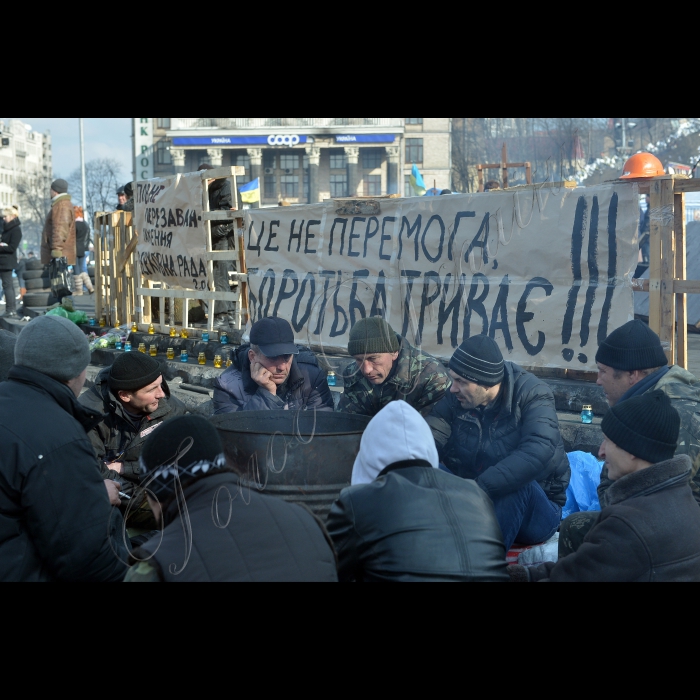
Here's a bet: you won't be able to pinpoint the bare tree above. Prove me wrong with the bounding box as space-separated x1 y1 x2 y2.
67 158 123 223
15 171 53 251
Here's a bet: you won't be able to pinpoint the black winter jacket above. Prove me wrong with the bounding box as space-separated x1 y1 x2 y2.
0 366 129 581
79 367 191 484
75 220 90 258
426 362 570 506
135 472 338 582
526 455 700 582
0 218 22 272
327 461 509 582
213 344 334 413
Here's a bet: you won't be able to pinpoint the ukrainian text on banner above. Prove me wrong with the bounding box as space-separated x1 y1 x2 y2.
134 173 211 290
243 183 639 370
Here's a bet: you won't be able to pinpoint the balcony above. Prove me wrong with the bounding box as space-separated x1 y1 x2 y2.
170 118 403 130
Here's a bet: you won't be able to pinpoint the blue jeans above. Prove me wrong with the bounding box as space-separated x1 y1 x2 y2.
491 481 561 552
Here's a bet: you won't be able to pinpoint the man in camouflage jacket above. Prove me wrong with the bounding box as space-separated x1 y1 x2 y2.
337 317 451 417
560 320 700 558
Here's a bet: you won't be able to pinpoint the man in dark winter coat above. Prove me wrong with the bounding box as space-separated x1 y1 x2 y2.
0 206 22 318
213 316 334 413
560 319 700 558
199 164 236 330
337 317 451 417
327 401 509 582
0 329 16 381
0 316 129 581
509 391 700 582
427 335 570 551
79 353 190 525
125 415 338 582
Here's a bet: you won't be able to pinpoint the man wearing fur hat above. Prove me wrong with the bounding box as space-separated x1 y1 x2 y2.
337 317 451 417
509 391 700 582
41 179 76 266
427 335 570 552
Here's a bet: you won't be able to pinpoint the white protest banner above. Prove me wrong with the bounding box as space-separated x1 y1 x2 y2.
134 172 211 291
245 183 639 370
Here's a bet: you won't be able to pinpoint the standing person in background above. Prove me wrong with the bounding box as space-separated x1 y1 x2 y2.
0 206 22 319
41 179 76 267
72 206 94 296
121 183 134 213
16 249 27 301
116 186 127 211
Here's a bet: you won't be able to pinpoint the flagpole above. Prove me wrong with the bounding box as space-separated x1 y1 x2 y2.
79 118 87 214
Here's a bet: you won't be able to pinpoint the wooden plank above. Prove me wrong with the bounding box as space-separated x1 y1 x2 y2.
507 180 577 191
237 220 249 329
674 179 700 194
203 251 243 262
201 177 215 334
202 210 241 222
632 279 700 294
136 289 241 301
676 192 688 369
199 166 245 181
648 179 663 339
117 232 139 274
658 179 676 363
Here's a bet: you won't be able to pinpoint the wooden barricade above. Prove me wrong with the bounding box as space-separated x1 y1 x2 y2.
95 167 248 340
630 175 700 369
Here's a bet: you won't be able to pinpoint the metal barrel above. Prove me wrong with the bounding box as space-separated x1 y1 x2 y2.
210 411 371 520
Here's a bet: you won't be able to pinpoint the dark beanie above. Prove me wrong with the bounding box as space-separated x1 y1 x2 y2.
109 353 161 392
601 390 679 463
347 318 400 356
449 335 505 386
595 320 667 371
51 179 68 194
140 415 226 501
123 182 133 197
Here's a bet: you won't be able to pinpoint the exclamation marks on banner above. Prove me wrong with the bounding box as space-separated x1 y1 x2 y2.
561 193 619 364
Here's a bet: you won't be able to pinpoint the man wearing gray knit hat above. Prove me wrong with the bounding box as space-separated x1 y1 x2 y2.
0 315 129 581
337 317 451 417
427 334 570 552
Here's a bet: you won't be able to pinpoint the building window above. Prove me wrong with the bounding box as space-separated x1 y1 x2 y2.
157 141 171 165
304 170 310 201
157 118 171 129
280 175 299 198
364 174 382 196
280 154 299 171
362 149 382 170
264 174 276 199
330 174 347 198
235 154 251 169
405 118 423 125
330 152 347 169
406 138 423 164
263 151 276 169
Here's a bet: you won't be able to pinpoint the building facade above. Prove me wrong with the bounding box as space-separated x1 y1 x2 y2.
0 119 52 212
136 118 451 204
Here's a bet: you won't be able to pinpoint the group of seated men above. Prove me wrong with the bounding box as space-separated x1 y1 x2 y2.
2 308 700 582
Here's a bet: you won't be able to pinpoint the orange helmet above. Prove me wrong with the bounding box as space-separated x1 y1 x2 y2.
620 152 665 179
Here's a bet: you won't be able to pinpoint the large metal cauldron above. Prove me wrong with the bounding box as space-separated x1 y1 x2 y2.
210 411 371 520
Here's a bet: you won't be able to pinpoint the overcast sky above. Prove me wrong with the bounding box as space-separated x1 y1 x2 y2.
5 117 132 180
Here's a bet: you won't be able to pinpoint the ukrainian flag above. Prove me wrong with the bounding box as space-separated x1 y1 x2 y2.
409 164 426 197
240 178 260 204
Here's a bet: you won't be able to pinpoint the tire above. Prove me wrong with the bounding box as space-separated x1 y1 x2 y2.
25 277 49 290
25 259 44 271
23 268 48 280
22 291 57 308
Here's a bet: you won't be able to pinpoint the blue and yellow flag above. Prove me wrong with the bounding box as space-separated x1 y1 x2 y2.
240 178 260 204
409 164 426 197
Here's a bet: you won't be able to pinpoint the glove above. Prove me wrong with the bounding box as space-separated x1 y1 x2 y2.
51 249 62 258
507 564 530 582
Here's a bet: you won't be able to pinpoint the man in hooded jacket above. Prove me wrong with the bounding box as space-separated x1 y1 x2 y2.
326 401 509 582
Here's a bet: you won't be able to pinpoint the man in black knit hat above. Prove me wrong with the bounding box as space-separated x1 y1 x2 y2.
509 391 700 581
80 353 190 525
559 319 700 558
427 335 570 551
124 415 338 582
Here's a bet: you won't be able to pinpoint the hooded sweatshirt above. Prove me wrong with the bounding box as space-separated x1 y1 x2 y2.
351 400 439 485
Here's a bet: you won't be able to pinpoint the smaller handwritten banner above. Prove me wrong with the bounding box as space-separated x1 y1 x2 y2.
134 173 210 291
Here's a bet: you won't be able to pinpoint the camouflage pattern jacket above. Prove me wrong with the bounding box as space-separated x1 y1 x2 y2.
599 364 700 506
337 336 451 417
